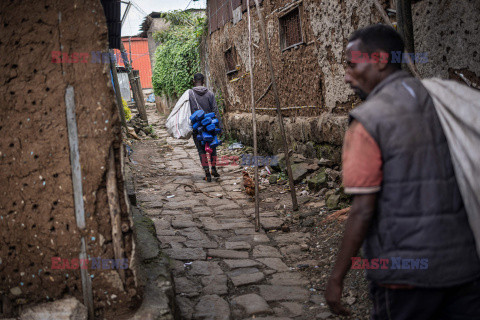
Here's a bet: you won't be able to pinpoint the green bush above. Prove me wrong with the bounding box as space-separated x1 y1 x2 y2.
122 98 132 121
152 11 206 98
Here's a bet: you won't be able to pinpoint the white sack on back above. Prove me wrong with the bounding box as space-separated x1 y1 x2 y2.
422 78 480 258
165 90 192 139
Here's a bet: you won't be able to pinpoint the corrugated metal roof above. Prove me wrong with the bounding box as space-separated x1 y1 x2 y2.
100 0 121 49
114 38 152 89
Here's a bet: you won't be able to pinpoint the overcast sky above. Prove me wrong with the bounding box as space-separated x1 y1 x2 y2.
121 0 207 36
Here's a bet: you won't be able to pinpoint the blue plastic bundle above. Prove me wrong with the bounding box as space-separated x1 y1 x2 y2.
190 109 222 150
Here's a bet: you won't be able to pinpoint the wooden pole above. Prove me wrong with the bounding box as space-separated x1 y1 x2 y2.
373 0 420 78
253 0 298 211
65 86 94 319
133 69 148 122
246 0 261 231
109 50 127 129
106 146 126 284
120 42 148 122
397 0 415 57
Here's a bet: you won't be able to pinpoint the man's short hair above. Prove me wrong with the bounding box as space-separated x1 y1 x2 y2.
193 73 205 83
349 24 404 70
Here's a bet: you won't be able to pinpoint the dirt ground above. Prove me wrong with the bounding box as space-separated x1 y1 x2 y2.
217 145 372 319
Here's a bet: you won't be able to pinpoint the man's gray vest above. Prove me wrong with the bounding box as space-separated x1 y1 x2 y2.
350 71 480 287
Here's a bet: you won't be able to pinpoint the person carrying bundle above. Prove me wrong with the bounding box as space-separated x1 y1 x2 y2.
188 73 223 182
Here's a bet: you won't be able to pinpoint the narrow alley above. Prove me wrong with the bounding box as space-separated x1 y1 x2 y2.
128 106 352 320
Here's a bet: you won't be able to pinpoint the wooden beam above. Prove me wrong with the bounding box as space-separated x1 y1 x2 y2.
253 0 298 211
107 146 126 284
246 0 261 231
109 50 127 129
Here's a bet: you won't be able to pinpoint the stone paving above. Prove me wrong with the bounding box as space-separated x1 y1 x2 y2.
129 107 330 320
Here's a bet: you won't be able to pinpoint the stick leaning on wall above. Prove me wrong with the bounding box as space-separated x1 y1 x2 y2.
253 0 299 211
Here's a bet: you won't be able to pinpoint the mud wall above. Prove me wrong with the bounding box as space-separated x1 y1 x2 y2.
412 0 480 87
206 0 479 162
0 0 137 317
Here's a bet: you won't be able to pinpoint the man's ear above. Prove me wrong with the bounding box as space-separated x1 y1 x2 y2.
377 51 390 71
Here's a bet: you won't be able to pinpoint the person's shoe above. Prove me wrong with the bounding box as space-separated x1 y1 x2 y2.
211 167 220 178
204 168 212 182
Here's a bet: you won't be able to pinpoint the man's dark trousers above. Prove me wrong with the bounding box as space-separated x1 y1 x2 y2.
370 279 480 320
193 135 216 171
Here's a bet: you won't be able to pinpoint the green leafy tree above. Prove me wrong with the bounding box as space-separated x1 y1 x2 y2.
152 11 206 99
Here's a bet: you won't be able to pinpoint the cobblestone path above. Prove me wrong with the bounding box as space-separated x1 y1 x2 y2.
130 108 332 320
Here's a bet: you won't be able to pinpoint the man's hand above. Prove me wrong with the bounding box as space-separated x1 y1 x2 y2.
324 194 377 315
325 277 350 316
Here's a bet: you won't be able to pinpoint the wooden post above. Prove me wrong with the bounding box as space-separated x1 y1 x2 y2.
397 0 415 57
109 50 127 129
373 0 420 78
246 0 261 231
107 146 126 284
253 0 298 211
120 42 148 122
65 86 94 320
133 69 148 122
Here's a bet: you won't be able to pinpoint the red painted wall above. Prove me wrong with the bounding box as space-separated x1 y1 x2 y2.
114 37 152 89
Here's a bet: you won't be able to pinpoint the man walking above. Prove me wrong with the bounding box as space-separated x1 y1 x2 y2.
189 73 223 182
325 25 480 319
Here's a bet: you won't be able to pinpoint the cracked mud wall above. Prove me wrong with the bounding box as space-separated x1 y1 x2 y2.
206 0 479 162
0 0 138 317
412 0 480 87
206 0 384 162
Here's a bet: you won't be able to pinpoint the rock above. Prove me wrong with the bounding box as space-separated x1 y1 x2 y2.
164 248 206 261
225 241 251 250
20 297 87 320
280 302 303 317
10 287 22 296
324 190 336 199
326 194 340 210
292 153 307 163
260 217 284 231
301 217 315 227
318 158 333 167
256 258 290 272
176 277 202 297
194 295 230 320
188 261 224 276
345 296 356 305
271 154 285 172
325 168 341 182
176 296 194 320
290 163 309 183
232 293 272 315
268 174 278 184
258 285 309 302
230 271 265 287
224 259 261 269
306 170 327 191
269 273 309 286
208 249 249 259
317 311 333 319
201 275 228 295
253 245 282 258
